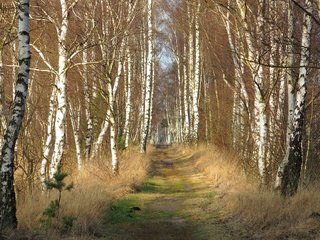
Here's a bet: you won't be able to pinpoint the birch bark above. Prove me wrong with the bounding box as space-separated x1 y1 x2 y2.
108 42 124 174
0 0 30 229
40 87 56 190
236 0 268 184
69 101 82 170
140 0 153 153
280 0 312 196
123 46 132 149
83 47 93 162
192 0 201 142
275 0 295 189
49 0 79 178
183 41 190 141
187 3 194 142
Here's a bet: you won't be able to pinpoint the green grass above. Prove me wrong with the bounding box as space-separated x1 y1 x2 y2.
101 147 235 240
140 178 163 193
105 193 178 225
106 197 142 224
141 176 189 194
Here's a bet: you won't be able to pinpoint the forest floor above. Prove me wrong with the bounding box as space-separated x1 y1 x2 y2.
99 145 242 240
6 145 320 240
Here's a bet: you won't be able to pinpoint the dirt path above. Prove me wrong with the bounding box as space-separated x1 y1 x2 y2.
101 146 239 240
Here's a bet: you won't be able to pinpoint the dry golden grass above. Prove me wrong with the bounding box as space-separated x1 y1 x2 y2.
194 145 320 240
14 147 150 239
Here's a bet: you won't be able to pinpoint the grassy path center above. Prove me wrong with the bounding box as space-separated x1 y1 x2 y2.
101 146 238 240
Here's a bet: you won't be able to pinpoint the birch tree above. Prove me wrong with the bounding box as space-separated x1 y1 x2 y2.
275 0 295 190
191 0 201 142
235 0 269 185
0 0 31 229
34 0 84 182
69 100 82 171
123 45 133 149
0 3 17 149
40 87 56 190
49 0 77 179
140 0 154 153
279 0 312 196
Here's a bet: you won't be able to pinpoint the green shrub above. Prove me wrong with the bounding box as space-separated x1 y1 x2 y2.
41 164 76 234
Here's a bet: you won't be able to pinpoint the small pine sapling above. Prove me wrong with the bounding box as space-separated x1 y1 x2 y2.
41 164 75 233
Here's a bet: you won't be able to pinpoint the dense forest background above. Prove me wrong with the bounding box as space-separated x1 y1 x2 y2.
1 0 320 238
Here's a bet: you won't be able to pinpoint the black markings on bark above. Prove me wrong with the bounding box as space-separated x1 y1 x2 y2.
281 107 305 197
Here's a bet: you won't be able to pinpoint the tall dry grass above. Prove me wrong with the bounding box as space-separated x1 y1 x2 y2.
12 147 150 239
194 145 320 240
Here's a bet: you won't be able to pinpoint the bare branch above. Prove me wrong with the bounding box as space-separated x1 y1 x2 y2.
30 44 57 75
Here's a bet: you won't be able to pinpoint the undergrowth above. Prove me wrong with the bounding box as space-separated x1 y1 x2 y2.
13 147 150 239
194 144 320 240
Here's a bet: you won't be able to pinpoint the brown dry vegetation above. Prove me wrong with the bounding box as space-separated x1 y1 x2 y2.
194 145 320 240
6 145 320 240
6 148 150 240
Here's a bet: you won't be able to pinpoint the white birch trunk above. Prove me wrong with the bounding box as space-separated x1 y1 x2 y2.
223 13 243 147
192 0 201 142
123 47 132 149
177 56 183 143
12 42 17 101
49 0 70 178
110 116 118 174
140 0 153 153
187 3 195 141
183 41 190 141
40 87 56 191
90 0 113 160
108 81 118 174
237 0 267 184
275 0 295 189
148 58 155 138
91 108 110 160
108 42 124 174
0 0 30 228
278 0 312 196
69 102 82 170
254 65 267 185
122 1 137 149
83 47 93 161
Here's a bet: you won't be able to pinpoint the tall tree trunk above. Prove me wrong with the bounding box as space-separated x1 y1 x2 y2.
108 42 124 174
109 96 118 174
49 0 70 178
124 47 132 149
40 87 56 191
187 3 194 142
183 41 190 141
236 0 268 185
69 102 82 170
0 0 30 229
192 0 201 142
275 0 295 190
0 52 7 149
83 47 93 162
223 9 248 149
140 0 153 153
280 0 312 197
90 109 110 160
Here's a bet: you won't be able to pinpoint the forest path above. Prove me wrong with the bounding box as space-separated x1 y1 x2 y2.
100 146 238 240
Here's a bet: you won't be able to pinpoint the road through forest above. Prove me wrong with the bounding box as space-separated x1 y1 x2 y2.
101 146 242 240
